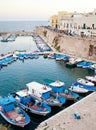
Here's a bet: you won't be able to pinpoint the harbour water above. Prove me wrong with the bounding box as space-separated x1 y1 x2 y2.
0 21 95 130
0 36 94 130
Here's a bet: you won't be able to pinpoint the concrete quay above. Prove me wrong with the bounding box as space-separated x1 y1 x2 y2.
36 92 96 130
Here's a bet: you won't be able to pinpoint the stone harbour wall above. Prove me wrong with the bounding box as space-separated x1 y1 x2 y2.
35 27 96 62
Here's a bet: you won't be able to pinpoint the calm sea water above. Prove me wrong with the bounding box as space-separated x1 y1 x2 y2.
0 21 95 130
0 21 48 32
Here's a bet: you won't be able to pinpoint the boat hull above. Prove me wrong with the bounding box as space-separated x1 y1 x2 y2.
85 76 96 86
59 93 79 101
18 102 51 116
0 111 30 127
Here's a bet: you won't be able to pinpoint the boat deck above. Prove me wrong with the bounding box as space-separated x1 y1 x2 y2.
36 92 96 130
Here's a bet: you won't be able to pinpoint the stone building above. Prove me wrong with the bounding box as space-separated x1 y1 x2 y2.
50 9 96 36
49 15 58 28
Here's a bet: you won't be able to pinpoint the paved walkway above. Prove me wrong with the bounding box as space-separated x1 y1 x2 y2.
36 92 96 130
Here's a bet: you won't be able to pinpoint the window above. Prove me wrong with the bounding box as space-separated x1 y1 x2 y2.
83 23 86 29
67 23 69 28
92 24 94 29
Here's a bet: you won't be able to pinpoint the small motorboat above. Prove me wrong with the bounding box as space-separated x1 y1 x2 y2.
77 78 94 86
66 58 82 68
49 80 79 101
26 81 66 107
55 54 65 61
82 61 93 68
48 53 56 59
77 61 87 68
85 76 96 86
0 95 30 127
69 82 96 92
88 64 96 71
69 84 88 94
12 89 51 116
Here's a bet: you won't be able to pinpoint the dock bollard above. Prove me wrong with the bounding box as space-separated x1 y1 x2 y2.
73 112 81 119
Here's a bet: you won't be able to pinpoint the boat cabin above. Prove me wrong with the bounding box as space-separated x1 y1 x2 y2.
50 80 64 93
26 81 52 99
0 96 16 112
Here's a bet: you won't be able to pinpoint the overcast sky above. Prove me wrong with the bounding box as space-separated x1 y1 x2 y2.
0 0 96 20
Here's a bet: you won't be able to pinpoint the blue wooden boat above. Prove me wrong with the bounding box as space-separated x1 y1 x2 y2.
63 55 70 62
23 53 30 59
77 61 93 68
55 54 65 61
33 53 39 59
29 53 34 59
0 56 17 68
82 61 93 68
49 80 79 101
26 81 66 107
11 89 51 116
0 95 30 127
17 54 24 60
77 61 87 68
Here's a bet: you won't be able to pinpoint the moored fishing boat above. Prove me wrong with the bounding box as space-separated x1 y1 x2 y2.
69 83 88 94
88 64 96 71
77 61 93 68
85 75 96 86
66 57 82 68
63 55 70 62
77 78 94 86
49 80 79 101
69 82 96 92
82 61 93 68
0 95 30 127
33 53 39 59
26 81 66 107
11 89 51 116
77 61 87 68
47 53 56 59
55 54 65 61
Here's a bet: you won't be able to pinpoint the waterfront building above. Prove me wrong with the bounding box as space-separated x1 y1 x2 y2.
49 15 58 28
58 11 72 29
49 9 96 36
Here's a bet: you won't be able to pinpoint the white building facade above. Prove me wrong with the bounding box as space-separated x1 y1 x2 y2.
59 9 96 36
